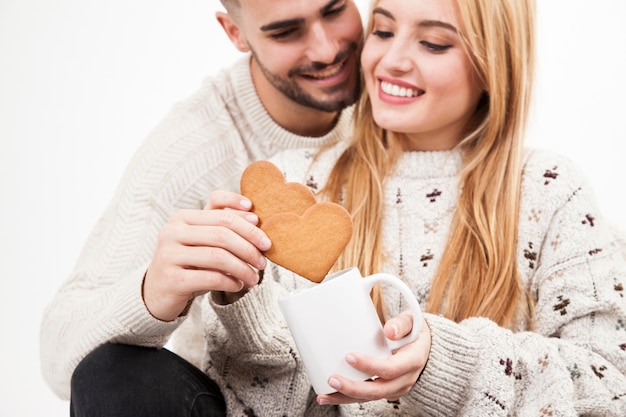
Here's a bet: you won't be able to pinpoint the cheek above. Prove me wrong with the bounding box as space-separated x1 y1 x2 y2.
360 43 380 90
361 59 375 87
260 44 301 73
426 61 475 102
341 8 364 40
452 70 483 110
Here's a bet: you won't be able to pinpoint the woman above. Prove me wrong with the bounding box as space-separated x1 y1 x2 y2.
196 0 626 414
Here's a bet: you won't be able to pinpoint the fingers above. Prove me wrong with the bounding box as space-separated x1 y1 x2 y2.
173 266 253 295
161 209 271 282
170 209 270 255
161 243 264 284
317 358 416 405
318 376 410 404
340 347 422 384
383 309 414 341
205 190 252 210
205 190 260 224
143 266 252 320
317 316 432 406
143 196 272 321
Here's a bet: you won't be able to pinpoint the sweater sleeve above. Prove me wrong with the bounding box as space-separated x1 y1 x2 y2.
200 264 339 417
39 76 254 400
403 152 626 416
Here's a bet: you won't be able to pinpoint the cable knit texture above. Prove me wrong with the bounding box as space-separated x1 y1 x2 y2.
39 55 354 400
40 55 626 415
196 144 626 416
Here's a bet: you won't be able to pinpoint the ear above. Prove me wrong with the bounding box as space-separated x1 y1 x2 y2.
215 11 250 53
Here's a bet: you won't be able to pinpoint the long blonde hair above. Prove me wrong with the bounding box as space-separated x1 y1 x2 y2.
324 0 536 328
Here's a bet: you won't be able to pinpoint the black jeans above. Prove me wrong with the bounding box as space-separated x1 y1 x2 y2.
70 343 226 417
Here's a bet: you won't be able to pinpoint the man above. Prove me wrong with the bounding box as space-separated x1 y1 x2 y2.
40 1 363 415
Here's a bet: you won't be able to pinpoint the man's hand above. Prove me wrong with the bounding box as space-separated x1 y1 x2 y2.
142 190 271 321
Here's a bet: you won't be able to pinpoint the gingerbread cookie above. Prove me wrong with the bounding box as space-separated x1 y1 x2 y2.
240 160 353 283
240 160 316 226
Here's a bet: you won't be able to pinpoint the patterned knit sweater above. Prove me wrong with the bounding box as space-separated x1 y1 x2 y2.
39 55 354 400
197 144 626 416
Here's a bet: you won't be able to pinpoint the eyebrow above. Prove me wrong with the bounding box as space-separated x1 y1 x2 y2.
419 19 457 33
260 0 341 32
372 7 458 33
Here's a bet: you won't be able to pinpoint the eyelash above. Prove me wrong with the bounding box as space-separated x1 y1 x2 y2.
270 29 297 40
421 41 452 52
371 30 452 52
323 4 347 18
270 4 347 40
371 29 393 40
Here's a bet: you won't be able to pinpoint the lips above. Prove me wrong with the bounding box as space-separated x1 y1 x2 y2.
380 80 423 98
301 60 346 80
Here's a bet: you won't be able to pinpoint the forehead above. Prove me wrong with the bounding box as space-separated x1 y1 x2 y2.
239 0 347 28
373 0 460 27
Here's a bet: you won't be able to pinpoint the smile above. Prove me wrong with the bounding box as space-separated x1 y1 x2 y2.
380 81 423 98
303 61 346 80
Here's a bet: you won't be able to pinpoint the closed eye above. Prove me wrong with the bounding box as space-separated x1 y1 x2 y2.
420 41 452 52
269 28 298 40
372 29 393 40
323 3 347 18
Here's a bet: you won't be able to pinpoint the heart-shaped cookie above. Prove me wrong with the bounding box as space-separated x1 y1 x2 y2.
240 160 353 282
240 160 316 226
262 202 353 283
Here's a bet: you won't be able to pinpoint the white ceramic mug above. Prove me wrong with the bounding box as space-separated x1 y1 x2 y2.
278 267 423 394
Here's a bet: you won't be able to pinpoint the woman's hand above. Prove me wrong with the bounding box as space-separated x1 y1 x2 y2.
142 190 271 321
317 311 431 405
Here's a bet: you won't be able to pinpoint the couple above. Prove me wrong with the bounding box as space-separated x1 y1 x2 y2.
42 0 626 416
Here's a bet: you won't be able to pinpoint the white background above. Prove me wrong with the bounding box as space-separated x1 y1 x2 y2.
1 1 625 415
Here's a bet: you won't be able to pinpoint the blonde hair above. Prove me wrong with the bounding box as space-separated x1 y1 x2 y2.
324 0 536 328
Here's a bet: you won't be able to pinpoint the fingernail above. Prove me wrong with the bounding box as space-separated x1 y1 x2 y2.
260 236 271 249
240 198 252 209
317 397 330 405
245 213 258 224
345 354 357 365
328 377 341 390
258 256 267 270
390 324 399 338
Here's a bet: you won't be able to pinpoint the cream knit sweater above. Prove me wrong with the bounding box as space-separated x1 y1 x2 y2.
39 55 354 400
195 144 626 416
40 55 626 415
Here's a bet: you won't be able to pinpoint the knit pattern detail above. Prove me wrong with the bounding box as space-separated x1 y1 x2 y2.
198 144 626 416
39 54 354 400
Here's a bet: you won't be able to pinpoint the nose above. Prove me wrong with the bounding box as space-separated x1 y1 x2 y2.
380 38 413 73
306 22 341 64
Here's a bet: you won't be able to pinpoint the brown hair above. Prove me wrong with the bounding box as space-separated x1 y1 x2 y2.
219 0 241 20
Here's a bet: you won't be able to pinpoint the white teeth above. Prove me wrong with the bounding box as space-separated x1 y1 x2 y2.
381 81 420 97
306 64 342 79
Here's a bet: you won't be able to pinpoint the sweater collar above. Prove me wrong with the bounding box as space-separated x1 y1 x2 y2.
393 148 463 180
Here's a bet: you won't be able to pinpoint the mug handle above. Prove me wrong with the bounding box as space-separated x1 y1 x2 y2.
362 273 423 351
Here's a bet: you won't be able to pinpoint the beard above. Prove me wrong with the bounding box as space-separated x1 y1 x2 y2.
250 42 361 113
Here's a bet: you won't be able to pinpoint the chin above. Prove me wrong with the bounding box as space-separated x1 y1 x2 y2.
373 113 410 133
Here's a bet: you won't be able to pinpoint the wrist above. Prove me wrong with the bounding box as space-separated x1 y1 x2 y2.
141 270 188 322
178 298 194 317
